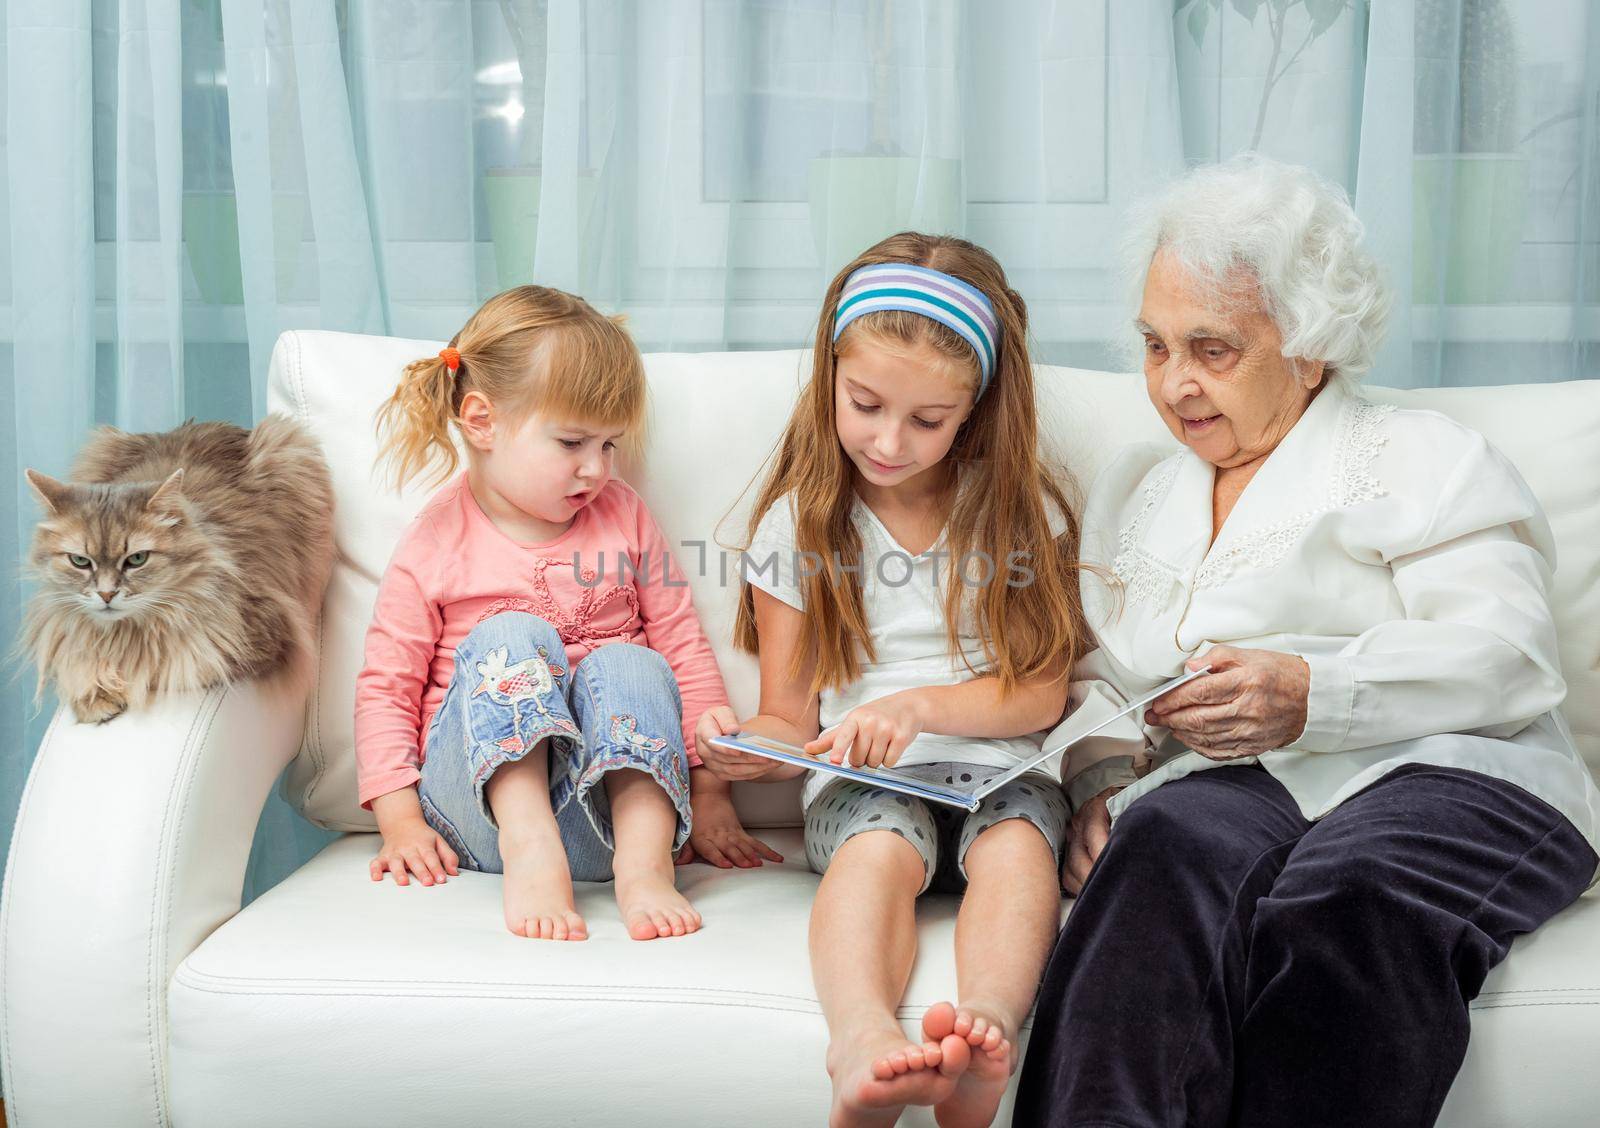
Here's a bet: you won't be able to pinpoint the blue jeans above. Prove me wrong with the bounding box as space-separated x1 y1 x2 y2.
417 611 693 882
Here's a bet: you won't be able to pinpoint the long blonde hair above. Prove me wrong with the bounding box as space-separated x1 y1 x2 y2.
377 285 647 488
734 232 1090 697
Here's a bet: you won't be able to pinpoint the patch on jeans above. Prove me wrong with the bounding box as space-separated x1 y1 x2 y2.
472 645 566 701
470 644 578 744
610 713 667 753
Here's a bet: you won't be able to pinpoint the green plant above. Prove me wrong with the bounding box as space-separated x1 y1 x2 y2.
1174 0 1361 149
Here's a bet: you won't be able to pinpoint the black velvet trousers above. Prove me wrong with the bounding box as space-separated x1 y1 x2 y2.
1013 763 1597 1128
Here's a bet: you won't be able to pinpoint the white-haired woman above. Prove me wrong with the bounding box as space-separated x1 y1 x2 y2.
1014 155 1600 1127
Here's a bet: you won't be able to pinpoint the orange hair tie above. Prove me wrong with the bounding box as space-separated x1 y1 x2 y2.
439 347 461 373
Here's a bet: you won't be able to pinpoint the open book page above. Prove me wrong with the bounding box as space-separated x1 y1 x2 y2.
708 666 1208 812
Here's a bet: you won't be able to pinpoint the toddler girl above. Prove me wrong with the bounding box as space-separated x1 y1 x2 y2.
357 285 779 942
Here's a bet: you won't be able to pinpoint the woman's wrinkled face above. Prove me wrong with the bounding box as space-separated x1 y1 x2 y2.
1137 250 1325 471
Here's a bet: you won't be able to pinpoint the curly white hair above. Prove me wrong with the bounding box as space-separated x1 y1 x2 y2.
1120 154 1393 383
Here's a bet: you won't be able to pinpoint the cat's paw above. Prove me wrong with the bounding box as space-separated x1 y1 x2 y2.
73 691 127 725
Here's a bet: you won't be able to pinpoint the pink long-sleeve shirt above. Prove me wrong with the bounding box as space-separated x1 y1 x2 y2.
355 474 726 809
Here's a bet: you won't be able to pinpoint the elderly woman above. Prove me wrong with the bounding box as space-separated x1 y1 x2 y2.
1013 155 1600 1128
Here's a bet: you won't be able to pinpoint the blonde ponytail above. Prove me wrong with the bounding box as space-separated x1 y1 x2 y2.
376 346 464 489
375 285 649 492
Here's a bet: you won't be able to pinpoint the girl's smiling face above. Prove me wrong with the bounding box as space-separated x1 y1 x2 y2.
1137 250 1325 471
833 337 975 493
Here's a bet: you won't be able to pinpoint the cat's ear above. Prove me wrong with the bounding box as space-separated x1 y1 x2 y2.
25 469 71 514
146 468 187 518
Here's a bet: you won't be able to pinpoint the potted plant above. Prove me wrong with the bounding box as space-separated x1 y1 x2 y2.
1412 0 1529 304
1174 0 1359 150
806 0 961 275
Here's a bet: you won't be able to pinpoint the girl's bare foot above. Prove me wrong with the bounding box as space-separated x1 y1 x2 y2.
923 1000 1016 1128
613 853 702 940
499 827 587 940
826 1024 971 1128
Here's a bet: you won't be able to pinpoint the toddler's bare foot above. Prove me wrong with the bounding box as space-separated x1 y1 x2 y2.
499 828 587 940
923 1000 1016 1128
826 1025 971 1128
613 853 701 940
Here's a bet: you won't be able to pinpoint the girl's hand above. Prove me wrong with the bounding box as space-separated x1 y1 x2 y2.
1144 646 1310 761
370 817 460 887
802 691 927 768
694 706 776 781
681 784 785 869
1061 785 1121 896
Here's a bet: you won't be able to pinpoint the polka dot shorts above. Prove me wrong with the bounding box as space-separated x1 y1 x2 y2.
803 761 1070 895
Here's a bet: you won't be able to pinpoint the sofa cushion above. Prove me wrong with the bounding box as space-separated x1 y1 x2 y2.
166 834 1600 1127
267 330 1600 831
168 833 1031 1126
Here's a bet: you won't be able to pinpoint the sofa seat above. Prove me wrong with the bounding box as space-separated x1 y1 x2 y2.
166 831 1038 1127
165 831 1600 1127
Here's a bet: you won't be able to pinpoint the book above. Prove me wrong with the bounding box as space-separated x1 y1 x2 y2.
706 666 1210 812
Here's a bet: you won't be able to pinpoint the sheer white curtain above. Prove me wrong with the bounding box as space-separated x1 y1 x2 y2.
4 0 1597 901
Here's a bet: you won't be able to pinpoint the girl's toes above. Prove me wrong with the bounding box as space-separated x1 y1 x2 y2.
551 917 569 941
983 1027 1004 1053
953 1009 975 1038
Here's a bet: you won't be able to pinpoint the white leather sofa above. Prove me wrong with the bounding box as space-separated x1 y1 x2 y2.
5 329 1599 1127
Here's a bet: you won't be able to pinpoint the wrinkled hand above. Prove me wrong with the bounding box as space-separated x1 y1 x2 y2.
694 706 775 781
679 787 785 869
1061 786 1120 896
802 691 926 768
371 818 460 887
1146 646 1310 761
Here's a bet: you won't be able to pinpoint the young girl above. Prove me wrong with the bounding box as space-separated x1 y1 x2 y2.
357 285 779 943
697 235 1089 1127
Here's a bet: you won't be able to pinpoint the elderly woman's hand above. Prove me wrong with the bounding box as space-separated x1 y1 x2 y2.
1062 785 1121 896
1145 645 1310 760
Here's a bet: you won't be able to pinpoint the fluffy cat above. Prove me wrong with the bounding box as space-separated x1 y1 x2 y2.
23 416 335 724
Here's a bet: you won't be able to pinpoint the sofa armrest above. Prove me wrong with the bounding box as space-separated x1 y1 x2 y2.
1 681 307 1127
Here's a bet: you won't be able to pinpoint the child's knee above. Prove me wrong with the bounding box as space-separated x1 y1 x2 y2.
576 641 675 694
462 610 564 654
833 827 930 882
965 815 1054 870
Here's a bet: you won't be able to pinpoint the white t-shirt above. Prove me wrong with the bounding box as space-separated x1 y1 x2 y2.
744 490 1067 809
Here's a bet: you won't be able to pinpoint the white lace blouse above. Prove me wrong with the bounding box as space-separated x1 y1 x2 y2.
1066 379 1600 858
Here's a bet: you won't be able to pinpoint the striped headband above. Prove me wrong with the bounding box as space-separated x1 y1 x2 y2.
833 263 1001 398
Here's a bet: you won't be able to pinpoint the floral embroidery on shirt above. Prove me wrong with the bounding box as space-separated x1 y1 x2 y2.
1192 398 1395 591
1112 461 1182 611
525 557 641 649
477 597 541 623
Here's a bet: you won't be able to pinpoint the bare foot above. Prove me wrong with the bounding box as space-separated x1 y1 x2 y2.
613 854 702 940
827 1025 972 1128
499 828 587 940
924 1000 1016 1128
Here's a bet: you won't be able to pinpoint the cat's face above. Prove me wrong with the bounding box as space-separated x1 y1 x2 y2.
26 469 213 623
